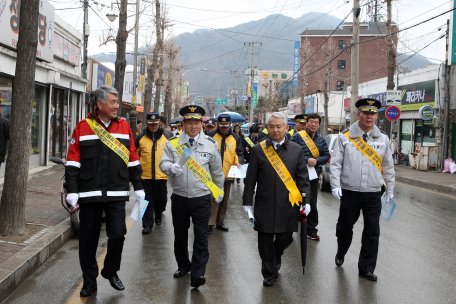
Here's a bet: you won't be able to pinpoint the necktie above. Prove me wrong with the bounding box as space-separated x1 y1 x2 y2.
275 144 281 151
363 133 368 142
189 138 194 146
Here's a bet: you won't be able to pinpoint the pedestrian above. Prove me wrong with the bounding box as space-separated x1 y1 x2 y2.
204 118 216 134
242 112 311 287
207 114 244 233
330 98 395 281
166 125 172 131
242 125 260 164
176 121 183 135
160 105 225 289
135 112 169 234
0 100 10 170
65 86 145 297
136 120 142 136
257 125 269 141
159 115 174 139
286 114 307 140
232 124 245 184
290 113 330 240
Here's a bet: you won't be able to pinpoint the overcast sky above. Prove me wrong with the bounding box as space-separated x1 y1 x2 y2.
52 0 453 63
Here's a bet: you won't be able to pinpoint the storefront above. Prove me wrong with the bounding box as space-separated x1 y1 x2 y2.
0 5 87 176
398 80 438 155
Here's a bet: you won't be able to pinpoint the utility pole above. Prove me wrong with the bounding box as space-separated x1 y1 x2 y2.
350 0 361 125
384 0 395 137
82 0 88 80
249 42 255 123
443 19 451 162
129 0 141 141
233 70 239 110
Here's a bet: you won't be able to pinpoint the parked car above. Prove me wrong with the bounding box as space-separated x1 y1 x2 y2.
319 134 339 192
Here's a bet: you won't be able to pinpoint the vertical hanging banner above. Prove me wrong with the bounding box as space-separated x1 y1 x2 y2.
450 0 456 64
0 0 55 63
183 82 188 96
293 41 300 86
253 83 258 108
139 57 146 93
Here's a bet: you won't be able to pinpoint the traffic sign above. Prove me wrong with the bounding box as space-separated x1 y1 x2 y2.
386 90 402 106
386 106 401 121
215 98 227 105
240 96 248 101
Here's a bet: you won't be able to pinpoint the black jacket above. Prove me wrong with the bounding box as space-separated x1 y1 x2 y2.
241 134 260 163
0 116 10 163
243 137 311 233
290 130 330 175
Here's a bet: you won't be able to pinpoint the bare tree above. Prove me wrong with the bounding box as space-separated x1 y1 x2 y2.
0 0 40 235
300 36 311 112
386 0 396 90
144 0 161 113
163 38 181 123
318 37 337 137
203 95 217 117
113 0 128 100
153 10 168 114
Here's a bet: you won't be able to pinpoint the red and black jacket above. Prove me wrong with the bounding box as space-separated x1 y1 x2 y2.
64 109 143 204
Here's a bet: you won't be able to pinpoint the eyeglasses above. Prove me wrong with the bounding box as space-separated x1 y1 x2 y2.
307 121 320 125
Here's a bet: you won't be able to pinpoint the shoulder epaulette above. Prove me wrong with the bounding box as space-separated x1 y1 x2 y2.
341 128 349 133
169 135 178 141
380 130 387 135
205 135 216 144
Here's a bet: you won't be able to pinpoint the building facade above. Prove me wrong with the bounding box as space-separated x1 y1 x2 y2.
0 8 87 177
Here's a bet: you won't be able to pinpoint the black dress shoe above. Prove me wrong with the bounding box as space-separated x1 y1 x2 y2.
216 223 229 232
142 227 152 234
190 276 206 288
80 285 97 297
335 255 344 267
155 216 162 226
359 271 377 281
277 263 281 270
207 225 213 234
101 273 125 290
263 278 275 287
173 268 190 278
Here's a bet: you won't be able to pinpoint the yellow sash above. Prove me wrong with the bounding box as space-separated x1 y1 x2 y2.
288 129 295 137
170 138 224 198
245 137 255 148
298 131 320 158
343 131 382 174
260 141 302 207
86 118 130 166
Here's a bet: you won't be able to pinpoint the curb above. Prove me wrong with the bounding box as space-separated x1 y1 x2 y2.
396 175 456 196
0 217 72 303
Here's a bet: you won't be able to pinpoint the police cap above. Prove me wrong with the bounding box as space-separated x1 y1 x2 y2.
146 112 160 124
356 98 381 113
206 118 216 127
217 114 231 127
294 114 307 123
179 105 205 121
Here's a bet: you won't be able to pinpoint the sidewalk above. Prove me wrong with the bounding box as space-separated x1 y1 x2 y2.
395 164 456 195
0 165 72 302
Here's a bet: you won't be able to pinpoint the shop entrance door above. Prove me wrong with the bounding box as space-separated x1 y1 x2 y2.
49 88 68 159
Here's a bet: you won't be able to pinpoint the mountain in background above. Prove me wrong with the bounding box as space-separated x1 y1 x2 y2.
92 13 437 96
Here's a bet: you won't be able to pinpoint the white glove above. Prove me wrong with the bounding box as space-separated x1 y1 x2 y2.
300 204 311 215
386 194 394 202
215 194 224 204
332 188 342 200
66 193 79 208
243 206 253 213
135 190 145 201
171 163 183 174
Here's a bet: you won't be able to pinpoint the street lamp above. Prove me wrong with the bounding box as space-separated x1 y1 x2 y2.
182 68 207 77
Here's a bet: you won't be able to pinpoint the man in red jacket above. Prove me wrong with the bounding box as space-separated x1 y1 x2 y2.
65 86 144 297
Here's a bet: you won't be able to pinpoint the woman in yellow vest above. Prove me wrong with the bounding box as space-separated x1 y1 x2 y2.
207 114 244 233
135 112 170 234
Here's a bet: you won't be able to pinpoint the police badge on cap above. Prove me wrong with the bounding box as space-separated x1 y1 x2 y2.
217 114 231 127
179 105 205 121
146 112 160 124
356 98 381 113
294 114 307 123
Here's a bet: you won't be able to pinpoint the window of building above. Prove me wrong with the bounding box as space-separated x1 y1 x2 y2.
338 40 346 49
337 81 344 91
338 60 346 69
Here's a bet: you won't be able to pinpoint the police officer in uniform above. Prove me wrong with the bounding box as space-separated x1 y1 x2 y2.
160 105 225 288
286 114 307 140
207 114 244 232
204 118 217 134
330 98 395 281
135 112 169 234
176 121 183 135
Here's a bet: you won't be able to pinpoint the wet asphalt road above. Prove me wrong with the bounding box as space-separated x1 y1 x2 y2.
3 181 456 304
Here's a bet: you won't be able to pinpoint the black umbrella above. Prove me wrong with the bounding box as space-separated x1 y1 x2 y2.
300 213 307 275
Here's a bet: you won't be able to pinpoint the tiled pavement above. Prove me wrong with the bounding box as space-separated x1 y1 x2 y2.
0 167 67 264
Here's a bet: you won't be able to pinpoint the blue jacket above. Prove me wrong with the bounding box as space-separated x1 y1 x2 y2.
290 130 330 175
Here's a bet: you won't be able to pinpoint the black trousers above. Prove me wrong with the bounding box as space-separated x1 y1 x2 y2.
258 231 293 279
79 201 126 288
171 193 211 279
142 179 168 228
307 179 319 234
336 189 382 273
